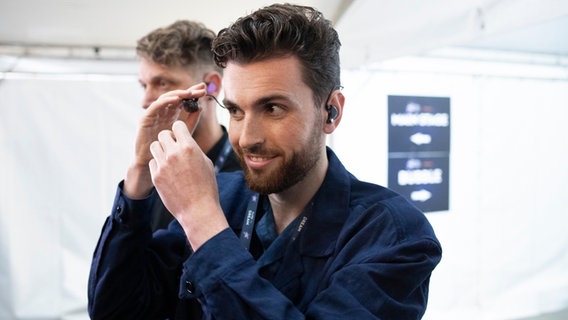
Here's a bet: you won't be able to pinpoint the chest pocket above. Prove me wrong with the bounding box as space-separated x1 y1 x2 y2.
269 246 333 308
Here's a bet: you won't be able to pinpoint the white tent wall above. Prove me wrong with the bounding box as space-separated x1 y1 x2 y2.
0 63 140 319
1 50 568 319
336 52 568 319
335 0 568 68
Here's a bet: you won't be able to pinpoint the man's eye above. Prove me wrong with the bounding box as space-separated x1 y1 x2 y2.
227 107 244 120
266 104 285 116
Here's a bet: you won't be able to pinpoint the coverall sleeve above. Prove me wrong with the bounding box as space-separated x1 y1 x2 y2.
87 183 190 320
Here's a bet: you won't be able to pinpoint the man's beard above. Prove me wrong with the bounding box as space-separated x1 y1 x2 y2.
236 131 322 195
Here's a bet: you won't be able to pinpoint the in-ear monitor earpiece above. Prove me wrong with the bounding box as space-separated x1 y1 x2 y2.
326 105 338 123
206 82 216 94
182 98 199 113
181 82 217 113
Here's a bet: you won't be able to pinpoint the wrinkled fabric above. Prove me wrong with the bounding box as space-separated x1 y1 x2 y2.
88 148 442 319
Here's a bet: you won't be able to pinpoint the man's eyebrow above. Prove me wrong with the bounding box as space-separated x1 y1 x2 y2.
152 75 168 82
223 94 291 109
222 98 238 109
257 94 290 105
139 76 158 86
146 74 174 84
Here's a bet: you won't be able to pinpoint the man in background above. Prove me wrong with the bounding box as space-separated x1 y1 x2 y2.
135 20 241 230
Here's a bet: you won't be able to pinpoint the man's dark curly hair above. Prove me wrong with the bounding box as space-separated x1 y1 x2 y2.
212 3 341 107
136 20 221 74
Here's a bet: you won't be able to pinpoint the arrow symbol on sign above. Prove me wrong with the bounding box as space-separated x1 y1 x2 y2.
410 132 432 146
411 189 432 202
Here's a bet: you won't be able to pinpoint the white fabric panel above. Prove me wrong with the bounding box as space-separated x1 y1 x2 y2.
0 72 139 318
336 0 568 67
336 57 568 319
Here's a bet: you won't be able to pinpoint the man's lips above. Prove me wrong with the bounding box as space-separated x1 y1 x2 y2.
244 154 275 170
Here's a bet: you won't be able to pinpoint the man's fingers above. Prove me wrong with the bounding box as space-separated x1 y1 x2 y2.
157 129 175 142
147 95 180 114
148 84 208 113
172 121 193 145
148 158 157 177
149 140 165 163
157 129 177 153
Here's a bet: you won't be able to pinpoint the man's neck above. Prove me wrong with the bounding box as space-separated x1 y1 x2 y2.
268 150 328 234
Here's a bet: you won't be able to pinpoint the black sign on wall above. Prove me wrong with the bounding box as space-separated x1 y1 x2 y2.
387 95 450 213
